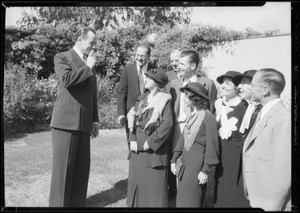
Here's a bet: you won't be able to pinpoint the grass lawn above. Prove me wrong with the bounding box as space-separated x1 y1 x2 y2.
4 128 129 207
4 128 215 208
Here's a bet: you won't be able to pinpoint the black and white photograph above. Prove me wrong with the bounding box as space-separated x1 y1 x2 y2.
2 1 298 211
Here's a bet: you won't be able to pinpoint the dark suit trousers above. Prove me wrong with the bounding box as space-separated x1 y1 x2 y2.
49 128 90 207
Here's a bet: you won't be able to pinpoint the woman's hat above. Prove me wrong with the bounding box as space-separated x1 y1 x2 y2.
145 68 169 86
180 82 209 100
233 70 257 84
216 71 242 86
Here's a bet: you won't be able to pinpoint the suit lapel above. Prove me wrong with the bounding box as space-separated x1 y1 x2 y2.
128 63 140 93
244 100 283 151
174 77 183 116
69 48 85 68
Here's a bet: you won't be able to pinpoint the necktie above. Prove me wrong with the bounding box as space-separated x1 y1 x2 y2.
252 104 263 128
249 104 262 128
83 54 88 63
138 67 144 94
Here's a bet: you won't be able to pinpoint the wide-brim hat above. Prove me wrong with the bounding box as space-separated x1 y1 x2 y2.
180 82 209 100
233 69 257 83
145 68 169 86
216 71 242 87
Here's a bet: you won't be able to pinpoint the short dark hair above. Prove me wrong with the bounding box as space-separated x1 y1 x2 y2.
75 27 96 42
180 50 200 68
257 68 285 95
184 89 210 111
136 44 151 56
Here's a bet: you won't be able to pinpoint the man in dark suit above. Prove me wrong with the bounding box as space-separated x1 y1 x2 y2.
170 50 217 150
167 49 182 81
117 44 156 155
169 50 218 207
49 27 100 207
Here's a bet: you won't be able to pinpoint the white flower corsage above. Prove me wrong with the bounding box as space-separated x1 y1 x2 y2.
218 116 238 140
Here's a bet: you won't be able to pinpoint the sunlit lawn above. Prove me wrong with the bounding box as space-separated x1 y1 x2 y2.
4 128 129 207
4 128 214 208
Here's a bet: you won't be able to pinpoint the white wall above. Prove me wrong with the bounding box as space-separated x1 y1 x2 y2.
202 35 291 107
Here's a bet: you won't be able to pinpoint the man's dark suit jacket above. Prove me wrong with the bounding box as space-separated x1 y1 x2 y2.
50 48 99 132
117 62 156 118
170 75 218 116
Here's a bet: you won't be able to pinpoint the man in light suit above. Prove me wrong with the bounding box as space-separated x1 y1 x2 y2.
243 68 291 211
117 44 157 157
49 27 100 207
169 50 218 207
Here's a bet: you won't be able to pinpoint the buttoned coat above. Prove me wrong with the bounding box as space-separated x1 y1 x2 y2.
49 48 99 207
126 92 174 207
50 48 99 131
242 100 291 211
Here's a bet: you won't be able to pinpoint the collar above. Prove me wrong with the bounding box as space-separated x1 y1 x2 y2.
260 98 281 119
246 100 259 107
136 63 148 73
73 46 84 60
183 74 197 86
222 95 241 107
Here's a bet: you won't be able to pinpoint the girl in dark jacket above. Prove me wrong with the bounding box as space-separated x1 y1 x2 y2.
170 82 219 207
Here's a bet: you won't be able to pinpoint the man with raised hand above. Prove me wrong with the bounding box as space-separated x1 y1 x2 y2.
49 27 100 207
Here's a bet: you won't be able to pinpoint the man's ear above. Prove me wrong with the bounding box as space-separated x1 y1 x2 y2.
190 63 196 71
262 85 271 97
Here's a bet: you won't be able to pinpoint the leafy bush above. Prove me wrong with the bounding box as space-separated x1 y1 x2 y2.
10 21 77 78
96 75 120 129
98 104 121 130
96 74 117 105
8 22 244 89
4 62 120 136
3 62 57 136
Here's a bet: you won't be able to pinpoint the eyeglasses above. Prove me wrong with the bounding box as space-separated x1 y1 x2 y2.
135 54 147 59
148 69 157 74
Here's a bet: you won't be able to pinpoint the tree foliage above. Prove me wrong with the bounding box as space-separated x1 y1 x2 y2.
18 6 192 30
9 21 244 83
4 6 255 135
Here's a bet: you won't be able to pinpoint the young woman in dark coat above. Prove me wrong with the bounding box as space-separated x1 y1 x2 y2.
170 82 219 207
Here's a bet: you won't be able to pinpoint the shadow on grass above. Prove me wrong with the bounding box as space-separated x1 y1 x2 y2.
4 133 28 143
86 179 128 207
4 128 52 143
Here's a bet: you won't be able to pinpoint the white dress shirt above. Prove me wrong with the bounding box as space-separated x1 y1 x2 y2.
136 63 148 84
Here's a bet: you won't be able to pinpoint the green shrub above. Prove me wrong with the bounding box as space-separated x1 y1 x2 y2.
4 62 120 136
95 75 120 129
3 62 57 136
98 104 121 130
96 75 117 105
9 22 243 88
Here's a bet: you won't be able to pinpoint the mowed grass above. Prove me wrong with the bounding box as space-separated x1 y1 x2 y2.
4 128 129 207
4 128 215 208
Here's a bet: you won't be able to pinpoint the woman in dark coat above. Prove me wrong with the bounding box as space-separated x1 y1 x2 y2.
170 82 219 207
214 71 250 208
126 68 174 207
